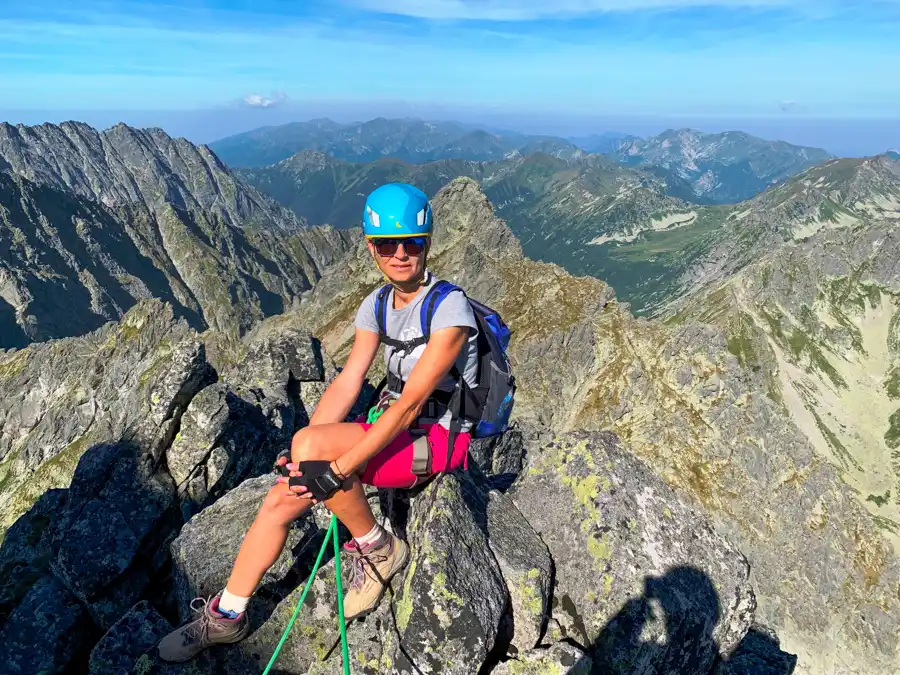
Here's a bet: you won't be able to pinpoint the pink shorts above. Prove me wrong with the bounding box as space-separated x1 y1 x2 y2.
356 421 470 489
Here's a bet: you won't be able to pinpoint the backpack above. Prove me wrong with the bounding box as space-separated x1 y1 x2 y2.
369 279 516 473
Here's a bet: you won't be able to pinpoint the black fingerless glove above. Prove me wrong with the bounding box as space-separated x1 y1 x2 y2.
288 460 344 501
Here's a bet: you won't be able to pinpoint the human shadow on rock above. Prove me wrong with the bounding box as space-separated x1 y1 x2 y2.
0 440 182 674
570 566 797 675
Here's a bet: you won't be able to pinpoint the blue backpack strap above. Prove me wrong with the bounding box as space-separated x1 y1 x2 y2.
419 281 462 340
373 284 392 336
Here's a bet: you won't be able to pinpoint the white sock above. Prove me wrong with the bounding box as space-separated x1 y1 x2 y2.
218 589 250 616
354 524 384 548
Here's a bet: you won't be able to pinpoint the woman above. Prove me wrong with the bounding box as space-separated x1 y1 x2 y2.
159 182 478 662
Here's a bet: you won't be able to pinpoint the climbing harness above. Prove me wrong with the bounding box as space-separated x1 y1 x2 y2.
262 513 350 675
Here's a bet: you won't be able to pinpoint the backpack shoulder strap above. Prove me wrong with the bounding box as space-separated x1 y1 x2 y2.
373 284 392 336
420 280 463 340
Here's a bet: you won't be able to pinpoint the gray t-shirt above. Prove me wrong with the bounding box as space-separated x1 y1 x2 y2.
355 272 479 430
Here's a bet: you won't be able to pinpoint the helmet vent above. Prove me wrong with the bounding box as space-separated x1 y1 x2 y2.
416 208 426 226
367 206 381 228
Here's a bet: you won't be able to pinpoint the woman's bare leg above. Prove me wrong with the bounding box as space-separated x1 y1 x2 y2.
224 423 370 597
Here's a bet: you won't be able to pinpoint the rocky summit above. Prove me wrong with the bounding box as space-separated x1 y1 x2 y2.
0 121 355 347
292 177 900 674
1 301 767 674
0 155 896 675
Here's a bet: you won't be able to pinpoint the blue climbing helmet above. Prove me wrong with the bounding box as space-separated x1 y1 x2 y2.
363 183 433 238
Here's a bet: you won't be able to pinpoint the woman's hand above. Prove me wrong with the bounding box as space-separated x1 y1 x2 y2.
274 457 347 503
274 458 312 499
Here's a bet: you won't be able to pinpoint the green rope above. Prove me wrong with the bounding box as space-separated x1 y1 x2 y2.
262 513 351 675
333 514 351 670
366 404 386 424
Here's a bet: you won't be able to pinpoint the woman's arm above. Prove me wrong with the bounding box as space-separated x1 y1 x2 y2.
308 328 381 426
332 324 469 477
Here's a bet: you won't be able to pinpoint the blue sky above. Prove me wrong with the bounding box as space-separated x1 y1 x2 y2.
1 0 898 155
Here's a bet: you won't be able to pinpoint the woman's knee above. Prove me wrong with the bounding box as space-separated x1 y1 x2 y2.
258 484 306 525
290 426 328 463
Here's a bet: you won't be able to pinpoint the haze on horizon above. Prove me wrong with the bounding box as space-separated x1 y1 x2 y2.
1 0 898 157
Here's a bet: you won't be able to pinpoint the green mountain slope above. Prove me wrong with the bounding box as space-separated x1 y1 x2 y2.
240 150 710 313
665 154 900 551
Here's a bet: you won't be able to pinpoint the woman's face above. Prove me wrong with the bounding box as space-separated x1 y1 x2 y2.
367 236 430 286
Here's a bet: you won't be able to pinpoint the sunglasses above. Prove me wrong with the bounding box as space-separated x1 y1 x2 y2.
370 236 429 257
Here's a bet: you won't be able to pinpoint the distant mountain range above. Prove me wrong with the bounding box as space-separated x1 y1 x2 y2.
209 117 587 168
212 117 832 206
236 149 704 311
613 128 834 204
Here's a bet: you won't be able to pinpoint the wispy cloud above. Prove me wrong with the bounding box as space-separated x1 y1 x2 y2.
1 0 898 122
243 91 288 108
341 0 789 21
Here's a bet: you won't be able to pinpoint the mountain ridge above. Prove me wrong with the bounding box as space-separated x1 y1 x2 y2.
209 116 586 168
0 121 356 346
614 127 833 204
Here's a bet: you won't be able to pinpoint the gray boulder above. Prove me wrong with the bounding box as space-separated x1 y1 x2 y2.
89 601 173 675
0 575 96 674
169 474 320 621
167 323 329 511
492 642 593 675
485 488 552 652
47 440 178 629
511 430 756 674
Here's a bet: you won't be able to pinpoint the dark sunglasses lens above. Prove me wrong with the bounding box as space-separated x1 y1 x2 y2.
404 238 426 254
373 239 399 256
372 237 427 256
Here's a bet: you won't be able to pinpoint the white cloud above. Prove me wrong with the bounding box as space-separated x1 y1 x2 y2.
243 91 288 108
340 0 789 21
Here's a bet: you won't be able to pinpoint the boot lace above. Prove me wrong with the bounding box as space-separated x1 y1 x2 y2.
347 544 390 590
182 596 213 646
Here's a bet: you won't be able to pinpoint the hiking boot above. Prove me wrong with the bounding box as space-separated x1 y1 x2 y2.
343 530 410 620
157 594 249 662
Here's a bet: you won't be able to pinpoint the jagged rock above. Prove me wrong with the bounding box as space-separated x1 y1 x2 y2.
0 299 208 536
169 474 320 621
89 601 173 675
485 488 552 652
492 642 593 675
144 471 511 675
0 575 97 674
0 488 65 625
385 472 508 674
166 383 233 498
715 625 798 675
167 320 329 510
0 121 355 344
47 441 179 629
469 425 528 480
0 296 335 671
512 430 755 674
